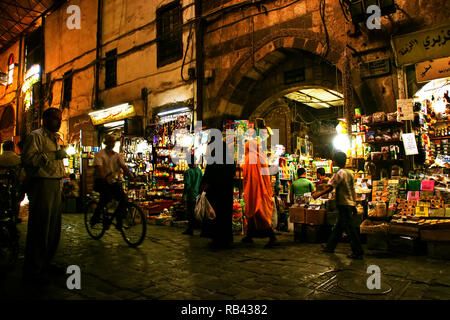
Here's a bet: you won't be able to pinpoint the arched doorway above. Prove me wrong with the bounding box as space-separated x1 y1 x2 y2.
0 104 15 142
222 48 357 156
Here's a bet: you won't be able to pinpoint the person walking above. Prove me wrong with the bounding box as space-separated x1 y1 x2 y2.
200 139 236 249
313 151 364 259
21 108 67 285
182 154 203 235
241 139 278 248
290 167 315 203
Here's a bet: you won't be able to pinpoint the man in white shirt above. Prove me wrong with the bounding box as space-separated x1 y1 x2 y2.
91 134 134 225
313 151 363 259
22 108 67 285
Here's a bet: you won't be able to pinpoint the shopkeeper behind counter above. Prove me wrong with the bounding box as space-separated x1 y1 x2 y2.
290 168 315 203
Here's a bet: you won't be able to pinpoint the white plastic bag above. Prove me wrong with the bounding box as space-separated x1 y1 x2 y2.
194 192 216 222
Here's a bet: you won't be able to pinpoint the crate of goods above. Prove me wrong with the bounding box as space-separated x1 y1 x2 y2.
305 209 326 225
368 201 387 218
389 223 420 237
360 219 389 234
289 205 306 223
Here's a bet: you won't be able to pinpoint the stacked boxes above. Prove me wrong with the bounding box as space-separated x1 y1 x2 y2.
372 180 388 202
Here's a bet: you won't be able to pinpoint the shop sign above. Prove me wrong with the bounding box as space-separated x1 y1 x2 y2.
360 59 391 79
89 103 136 126
396 99 414 121
402 133 419 156
392 24 450 66
415 57 450 83
80 130 98 147
22 65 40 93
69 114 95 143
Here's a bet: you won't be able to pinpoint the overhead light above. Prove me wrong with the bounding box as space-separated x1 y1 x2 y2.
104 120 125 128
157 107 190 116
66 145 77 156
317 102 331 108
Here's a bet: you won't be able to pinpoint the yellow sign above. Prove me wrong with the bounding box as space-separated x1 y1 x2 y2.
89 103 136 126
416 57 450 82
392 24 450 66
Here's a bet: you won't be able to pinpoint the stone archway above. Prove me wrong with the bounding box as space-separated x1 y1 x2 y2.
205 29 348 123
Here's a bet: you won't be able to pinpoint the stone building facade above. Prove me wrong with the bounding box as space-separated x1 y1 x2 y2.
200 0 449 150
42 0 196 144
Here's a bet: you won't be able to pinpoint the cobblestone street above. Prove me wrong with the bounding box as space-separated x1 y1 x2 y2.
2 213 450 300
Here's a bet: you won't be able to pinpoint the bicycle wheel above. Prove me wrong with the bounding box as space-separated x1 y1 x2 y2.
84 201 106 240
120 203 147 247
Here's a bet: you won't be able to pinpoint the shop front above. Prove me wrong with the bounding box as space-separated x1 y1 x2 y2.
301 25 450 258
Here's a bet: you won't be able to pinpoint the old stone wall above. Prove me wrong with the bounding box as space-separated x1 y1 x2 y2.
44 0 196 143
202 0 450 123
0 40 20 140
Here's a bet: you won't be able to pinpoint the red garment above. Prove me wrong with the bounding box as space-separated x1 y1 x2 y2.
242 140 274 231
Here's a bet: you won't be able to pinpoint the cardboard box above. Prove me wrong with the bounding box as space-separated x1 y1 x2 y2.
289 206 305 223
305 209 326 225
415 206 429 217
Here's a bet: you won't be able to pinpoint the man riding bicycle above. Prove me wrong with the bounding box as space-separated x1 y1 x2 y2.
91 134 135 226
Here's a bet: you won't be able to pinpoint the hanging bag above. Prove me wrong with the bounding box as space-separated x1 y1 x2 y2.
194 192 216 222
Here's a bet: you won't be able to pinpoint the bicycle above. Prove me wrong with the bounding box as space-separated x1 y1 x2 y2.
0 168 20 272
84 182 147 247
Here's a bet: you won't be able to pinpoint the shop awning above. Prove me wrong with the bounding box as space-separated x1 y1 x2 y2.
0 0 64 54
89 103 136 126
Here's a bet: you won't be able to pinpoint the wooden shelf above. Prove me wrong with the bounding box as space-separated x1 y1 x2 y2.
372 159 405 163
367 121 404 128
367 139 401 144
430 136 450 140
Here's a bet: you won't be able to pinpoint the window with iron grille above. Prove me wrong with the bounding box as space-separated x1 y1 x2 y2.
105 49 117 89
7 54 14 86
63 70 72 108
157 1 183 68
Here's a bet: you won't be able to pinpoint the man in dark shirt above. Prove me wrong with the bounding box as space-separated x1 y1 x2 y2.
182 159 203 235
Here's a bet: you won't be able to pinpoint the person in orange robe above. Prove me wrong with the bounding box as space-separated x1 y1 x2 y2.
242 139 278 248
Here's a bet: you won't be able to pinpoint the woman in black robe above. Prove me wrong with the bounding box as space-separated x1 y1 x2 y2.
200 139 236 249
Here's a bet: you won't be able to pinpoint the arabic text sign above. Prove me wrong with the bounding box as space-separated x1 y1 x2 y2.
402 133 418 156
392 24 450 66
416 57 450 82
69 114 94 143
397 99 414 121
89 104 136 126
